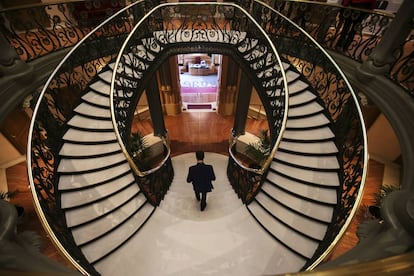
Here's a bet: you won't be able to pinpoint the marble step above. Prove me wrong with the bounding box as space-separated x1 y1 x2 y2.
255 192 328 240
260 182 334 223
74 102 111 119
67 115 113 131
288 79 309 95
282 128 335 141
288 101 324 118
59 162 132 190
289 90 317 106
285 70 300 83
248 201 319 259
59 141 120 157
286 113 330 129
71 192 148 245
80 203 154 264
98 70 114 83
62 128 117 143
89 80 110 95
270 161 340 187
278 140 338 155
58 152 126 173
65 184 140 227
265 173 337 205
82 91 110 107
60 173 136 208
275 151 339 170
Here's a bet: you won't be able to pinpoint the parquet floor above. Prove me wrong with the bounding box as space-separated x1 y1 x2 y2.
6 111 383 272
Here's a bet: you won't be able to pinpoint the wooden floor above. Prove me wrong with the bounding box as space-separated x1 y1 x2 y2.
6 111 383 272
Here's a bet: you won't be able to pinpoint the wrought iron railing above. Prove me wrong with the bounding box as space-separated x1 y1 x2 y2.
270 0 413 95
26 2 147 274
0 0 137 62
251 0 368 268
110 2 289 205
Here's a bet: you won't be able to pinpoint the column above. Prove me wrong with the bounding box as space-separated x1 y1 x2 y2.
217 55 239 116
146 74 167 138
232 71 253 136
157 56 182 116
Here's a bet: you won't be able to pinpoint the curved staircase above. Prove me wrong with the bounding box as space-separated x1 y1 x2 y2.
27 2 366 275
57 64 156 265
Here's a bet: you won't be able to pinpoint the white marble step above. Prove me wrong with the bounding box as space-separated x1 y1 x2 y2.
279 140 338 155
255 192 328 240
289 90 317 106
90 80 110 95
260 182 334 223
288 101 324 117
285 70 300 83
63 128 116 143
265 173 337 204
59 142 120 157
286 113 330 129
98 70 114 82
248 201 319 259
82 91 110 107
74 103 110 118
275 151 339 170
59 162 131 190
67 115 113 130
288 79 309 95
58 152 126 173
71 193 147 245
81 203 154 263
270 161 339 186
60 173 135 208
283 128 335 141
65 184 140 227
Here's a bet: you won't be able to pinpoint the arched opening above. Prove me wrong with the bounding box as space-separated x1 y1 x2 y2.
177 53 221 111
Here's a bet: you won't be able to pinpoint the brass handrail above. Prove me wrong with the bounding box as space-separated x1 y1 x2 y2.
26 1 146 274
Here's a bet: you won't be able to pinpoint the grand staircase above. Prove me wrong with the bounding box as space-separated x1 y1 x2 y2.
27 2 366 275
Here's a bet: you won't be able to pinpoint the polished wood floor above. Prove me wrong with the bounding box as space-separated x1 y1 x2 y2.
6 111 383 272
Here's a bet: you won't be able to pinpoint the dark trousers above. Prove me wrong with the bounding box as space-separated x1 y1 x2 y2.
194 191 207 210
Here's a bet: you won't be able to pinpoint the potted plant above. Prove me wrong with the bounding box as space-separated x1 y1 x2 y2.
1 190 24 217
130 132 152 171
369 184 399 220
244 129 271 167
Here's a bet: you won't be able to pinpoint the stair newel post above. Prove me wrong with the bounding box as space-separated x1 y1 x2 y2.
358 0 414 78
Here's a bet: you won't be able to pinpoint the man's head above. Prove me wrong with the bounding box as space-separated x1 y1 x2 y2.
196 151 204 161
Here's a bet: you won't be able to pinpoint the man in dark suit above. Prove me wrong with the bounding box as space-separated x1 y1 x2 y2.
186 151 216 211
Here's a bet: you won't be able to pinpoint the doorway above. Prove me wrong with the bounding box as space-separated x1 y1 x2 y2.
178 53 221 111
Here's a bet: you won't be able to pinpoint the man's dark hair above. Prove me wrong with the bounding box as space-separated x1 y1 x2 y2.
196 151 204 161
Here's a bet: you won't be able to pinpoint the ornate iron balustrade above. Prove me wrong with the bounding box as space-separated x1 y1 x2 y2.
268 0 413 95
251 1 368 268
26 2 147 274
0 0 144 62
110 2 289 205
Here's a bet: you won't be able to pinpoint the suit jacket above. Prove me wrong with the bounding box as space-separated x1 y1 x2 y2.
186 162 216 193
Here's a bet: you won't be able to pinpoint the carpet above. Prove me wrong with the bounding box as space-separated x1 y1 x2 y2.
187 104 212 109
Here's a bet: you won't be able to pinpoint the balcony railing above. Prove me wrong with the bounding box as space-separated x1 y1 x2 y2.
271 0 412 94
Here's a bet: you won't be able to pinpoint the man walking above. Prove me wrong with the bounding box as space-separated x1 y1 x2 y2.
186 151 216 211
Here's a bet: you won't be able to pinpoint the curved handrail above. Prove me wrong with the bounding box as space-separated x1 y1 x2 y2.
110 1 289 180
253 0 369 269
26 1 146 273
